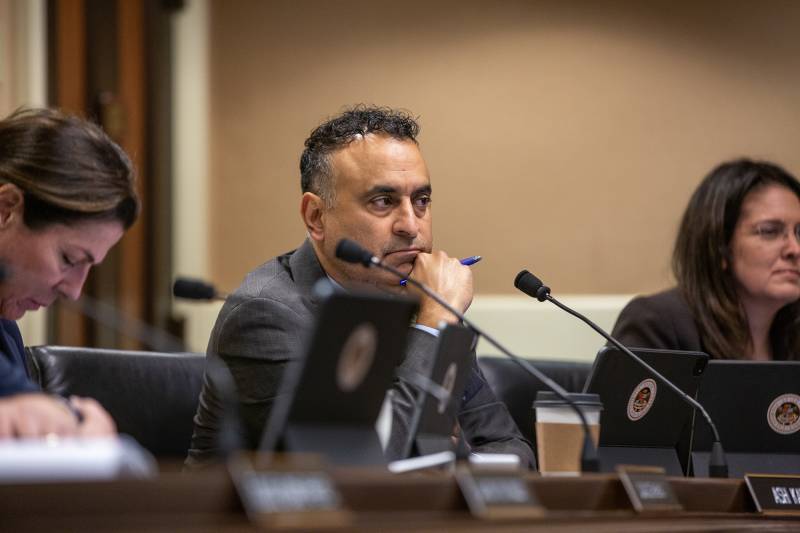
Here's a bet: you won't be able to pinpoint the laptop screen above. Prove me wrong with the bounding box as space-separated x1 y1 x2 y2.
693 360 800 453
259 286 418 464
583 347 708 449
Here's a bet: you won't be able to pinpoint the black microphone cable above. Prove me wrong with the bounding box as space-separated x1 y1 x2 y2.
514 269 729 478
335 238 600 473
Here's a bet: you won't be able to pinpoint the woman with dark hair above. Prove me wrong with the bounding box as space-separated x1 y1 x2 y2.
612 159 800 360
0 108 140 436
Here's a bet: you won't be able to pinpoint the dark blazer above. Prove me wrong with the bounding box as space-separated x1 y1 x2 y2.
187 240 535 467
610 288 705 353
0 319 38 397
612 287 796 360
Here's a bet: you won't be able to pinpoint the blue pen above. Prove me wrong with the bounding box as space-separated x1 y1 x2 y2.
400 255 482 286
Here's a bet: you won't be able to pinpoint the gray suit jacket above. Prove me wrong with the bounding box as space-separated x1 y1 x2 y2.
186 240 535 467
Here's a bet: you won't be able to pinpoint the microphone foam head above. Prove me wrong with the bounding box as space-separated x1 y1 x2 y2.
514 270 550 302
335 239 374 267
173 277 217 300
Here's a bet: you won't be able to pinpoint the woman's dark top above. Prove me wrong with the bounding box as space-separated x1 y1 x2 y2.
0 319 37 397
611 288 705 353
611 287 792 360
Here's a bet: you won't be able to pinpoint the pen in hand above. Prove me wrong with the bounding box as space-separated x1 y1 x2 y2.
400 255 482 286
459 255 482 267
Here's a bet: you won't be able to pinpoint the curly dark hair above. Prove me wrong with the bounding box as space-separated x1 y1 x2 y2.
673 158 800 359
300 105 420 205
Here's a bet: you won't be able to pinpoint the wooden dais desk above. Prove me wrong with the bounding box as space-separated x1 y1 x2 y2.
1 467 798 531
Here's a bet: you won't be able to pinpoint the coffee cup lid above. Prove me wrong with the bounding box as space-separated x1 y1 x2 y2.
533 391 602 409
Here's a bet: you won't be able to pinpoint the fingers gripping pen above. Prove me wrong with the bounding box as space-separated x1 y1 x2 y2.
399 255 482 286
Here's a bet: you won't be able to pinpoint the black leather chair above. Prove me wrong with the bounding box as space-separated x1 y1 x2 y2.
478 356 593 447
26 346 206 458
22 347 590 460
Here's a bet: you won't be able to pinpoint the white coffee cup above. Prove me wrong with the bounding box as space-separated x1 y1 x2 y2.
533 392 602 475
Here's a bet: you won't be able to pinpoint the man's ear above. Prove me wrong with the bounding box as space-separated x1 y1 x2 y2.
300 192 326 241
0 183 24 229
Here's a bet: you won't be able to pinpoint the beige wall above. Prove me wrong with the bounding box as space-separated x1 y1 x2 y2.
208 0 800 295
1 0 48 345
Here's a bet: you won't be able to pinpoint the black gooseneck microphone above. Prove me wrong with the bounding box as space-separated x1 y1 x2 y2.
173 277 228 301
514 269 729 478
336 238 600 472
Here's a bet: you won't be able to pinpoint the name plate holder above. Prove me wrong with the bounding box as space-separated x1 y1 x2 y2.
455 465 544 520
228 454 351 529
617 465 682 513
746 474 800 516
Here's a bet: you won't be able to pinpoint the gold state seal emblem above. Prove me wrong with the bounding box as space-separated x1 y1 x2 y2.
767 394 800 435
627 379 657 422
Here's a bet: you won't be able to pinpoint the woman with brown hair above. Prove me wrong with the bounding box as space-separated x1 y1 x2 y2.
0 107 140 436
612 159 800 360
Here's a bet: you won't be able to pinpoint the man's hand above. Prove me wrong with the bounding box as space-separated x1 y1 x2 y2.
0 393 79 438
406 250 473 328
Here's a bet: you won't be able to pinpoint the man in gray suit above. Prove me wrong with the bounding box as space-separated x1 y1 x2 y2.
186 106 535 468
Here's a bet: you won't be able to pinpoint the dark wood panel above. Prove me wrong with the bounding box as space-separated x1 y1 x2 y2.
52 0 88 347
116 0 146 350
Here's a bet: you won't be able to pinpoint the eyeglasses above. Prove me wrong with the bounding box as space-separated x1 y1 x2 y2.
751 221 800 244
